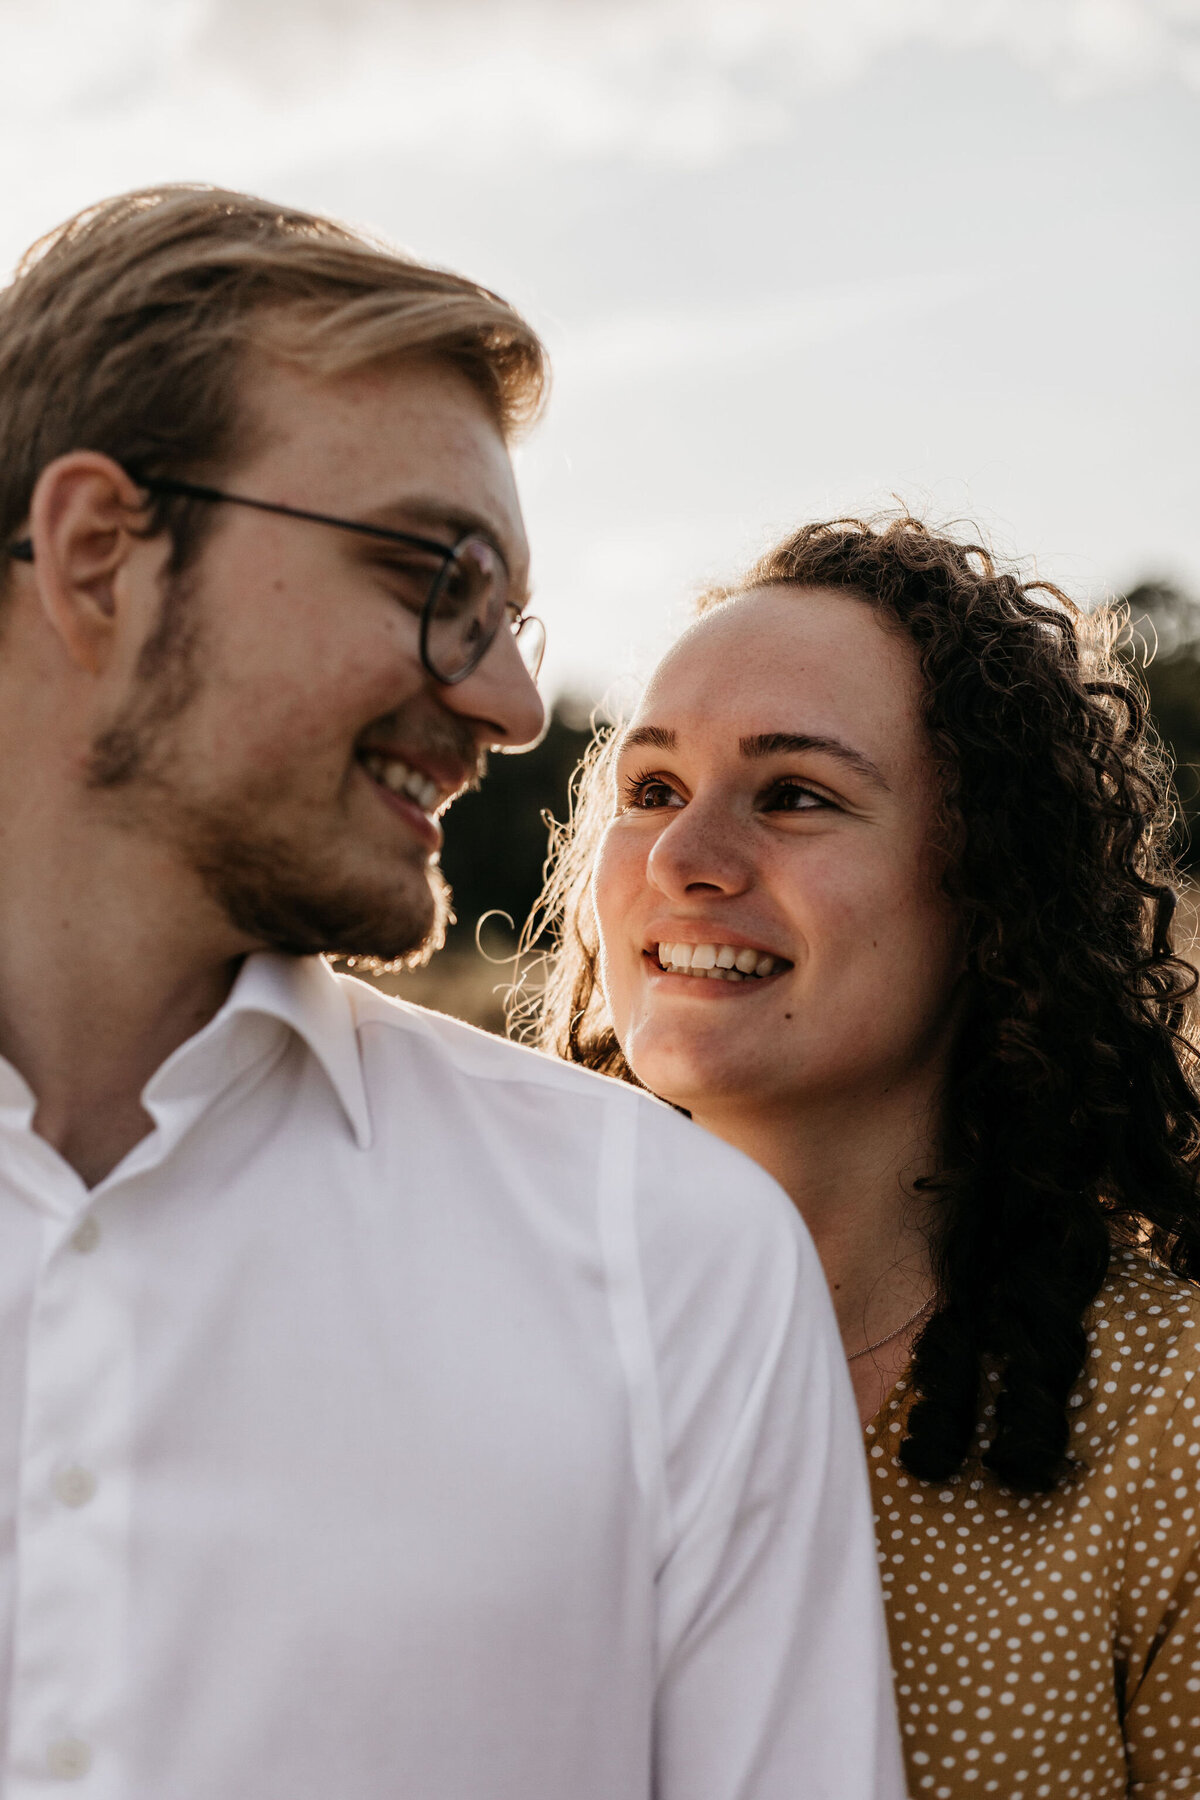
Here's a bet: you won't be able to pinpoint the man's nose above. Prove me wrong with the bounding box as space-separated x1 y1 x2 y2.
437 623 545 751
646 802 754 901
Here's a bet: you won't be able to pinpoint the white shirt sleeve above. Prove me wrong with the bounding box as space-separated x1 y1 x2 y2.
612 1095 907 1800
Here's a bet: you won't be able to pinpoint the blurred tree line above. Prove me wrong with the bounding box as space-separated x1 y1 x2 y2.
1120 580 1200 870
437 701 599 956
383 576 1200 1030
378 701 601 1029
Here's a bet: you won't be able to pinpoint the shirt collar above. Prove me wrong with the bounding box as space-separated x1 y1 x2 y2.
143 953 373 1152
228 954 373 1150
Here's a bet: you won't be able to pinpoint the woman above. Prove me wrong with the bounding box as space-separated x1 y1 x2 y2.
526 516 1200 1797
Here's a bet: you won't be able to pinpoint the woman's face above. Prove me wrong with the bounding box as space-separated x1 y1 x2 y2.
592 584 965 1129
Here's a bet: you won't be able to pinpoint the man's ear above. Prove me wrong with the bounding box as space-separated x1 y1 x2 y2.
22 453 153 675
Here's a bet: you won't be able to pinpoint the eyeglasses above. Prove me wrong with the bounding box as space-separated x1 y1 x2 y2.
9 475 545 688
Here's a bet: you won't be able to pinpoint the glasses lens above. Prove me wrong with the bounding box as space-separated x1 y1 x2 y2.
424 536 505 682
514 613 545 680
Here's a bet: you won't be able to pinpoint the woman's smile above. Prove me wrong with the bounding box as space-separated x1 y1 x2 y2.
643 935 792 985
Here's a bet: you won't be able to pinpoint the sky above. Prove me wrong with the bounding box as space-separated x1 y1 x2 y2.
1 0 1197 698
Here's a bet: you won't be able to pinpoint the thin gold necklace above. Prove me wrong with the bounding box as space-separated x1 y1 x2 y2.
846 1296 935 1363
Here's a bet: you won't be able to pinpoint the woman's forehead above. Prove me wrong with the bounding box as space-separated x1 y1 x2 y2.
633 584 926 755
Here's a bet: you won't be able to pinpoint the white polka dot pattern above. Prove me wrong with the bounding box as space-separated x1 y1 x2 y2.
864 1250 1200 1798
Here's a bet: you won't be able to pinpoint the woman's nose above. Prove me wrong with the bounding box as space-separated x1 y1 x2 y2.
646 803 753 900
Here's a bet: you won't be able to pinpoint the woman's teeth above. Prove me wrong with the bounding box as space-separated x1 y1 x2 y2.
656 943 780 980
359 751 440 813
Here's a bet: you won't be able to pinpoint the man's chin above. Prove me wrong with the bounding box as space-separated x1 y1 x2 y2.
331 918 448 978
205 857 453 971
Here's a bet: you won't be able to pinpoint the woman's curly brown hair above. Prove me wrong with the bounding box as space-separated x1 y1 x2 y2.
520 515 1200 1493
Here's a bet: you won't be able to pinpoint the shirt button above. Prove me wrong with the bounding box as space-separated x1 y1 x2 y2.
70 1217 100 1254
53 1466 97 1509
47 1736 91 1779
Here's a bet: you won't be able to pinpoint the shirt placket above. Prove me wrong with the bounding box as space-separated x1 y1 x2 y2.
6 1197 132 1799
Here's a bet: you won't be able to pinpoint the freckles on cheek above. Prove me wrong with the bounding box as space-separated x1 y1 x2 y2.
592 890 635 1027
843 872 954 981
592 897 615 976
591 835 632 951
809 876 885 949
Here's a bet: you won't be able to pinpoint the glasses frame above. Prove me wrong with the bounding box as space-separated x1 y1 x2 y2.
9 473 544 687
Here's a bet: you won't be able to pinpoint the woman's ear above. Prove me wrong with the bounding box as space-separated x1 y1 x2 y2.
22 453 151 675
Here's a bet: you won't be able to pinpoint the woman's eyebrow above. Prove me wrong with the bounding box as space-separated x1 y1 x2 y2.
619 725 677 753
739 731 891 791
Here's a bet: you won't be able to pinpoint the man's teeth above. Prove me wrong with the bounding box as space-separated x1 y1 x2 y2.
656 943 780 980
360 751 440 812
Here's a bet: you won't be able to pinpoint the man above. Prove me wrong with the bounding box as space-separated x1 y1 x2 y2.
0 187 903 1798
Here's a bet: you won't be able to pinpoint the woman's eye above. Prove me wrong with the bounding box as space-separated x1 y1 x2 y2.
765 780 831 813
621 773 683 811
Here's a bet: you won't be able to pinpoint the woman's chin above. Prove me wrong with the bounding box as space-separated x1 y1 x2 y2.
624 1038 754 1119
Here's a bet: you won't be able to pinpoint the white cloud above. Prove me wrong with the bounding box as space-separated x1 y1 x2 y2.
0 0 1196 225
0 0 1192 700
181 0 1200 110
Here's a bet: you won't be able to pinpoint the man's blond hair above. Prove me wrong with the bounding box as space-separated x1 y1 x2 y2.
0 184 546 568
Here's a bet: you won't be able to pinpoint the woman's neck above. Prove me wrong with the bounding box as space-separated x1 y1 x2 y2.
691 1081 940 1423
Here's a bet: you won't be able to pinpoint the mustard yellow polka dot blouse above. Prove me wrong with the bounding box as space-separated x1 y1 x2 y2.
864 1250 1200 1798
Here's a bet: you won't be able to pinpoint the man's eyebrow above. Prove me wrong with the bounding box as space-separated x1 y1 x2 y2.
359 495 500 548
740 731 890 790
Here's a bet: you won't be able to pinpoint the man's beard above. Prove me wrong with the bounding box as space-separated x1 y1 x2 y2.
86 581 465 969
159 789 456 971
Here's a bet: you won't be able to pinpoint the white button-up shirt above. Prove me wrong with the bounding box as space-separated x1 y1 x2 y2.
0 953 903 1799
